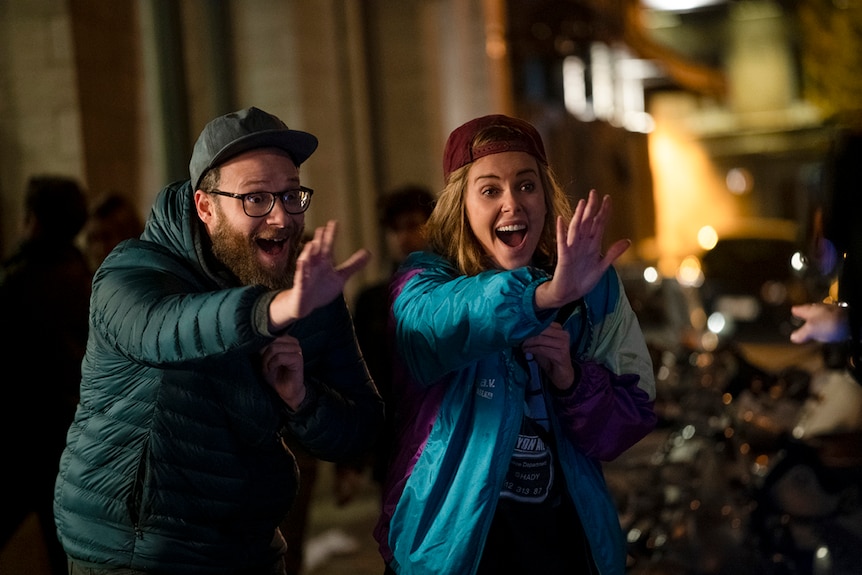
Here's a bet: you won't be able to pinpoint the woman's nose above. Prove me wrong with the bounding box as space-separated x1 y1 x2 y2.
500 189 521 212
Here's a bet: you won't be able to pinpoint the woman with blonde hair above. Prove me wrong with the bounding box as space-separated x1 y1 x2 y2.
374 114 657 575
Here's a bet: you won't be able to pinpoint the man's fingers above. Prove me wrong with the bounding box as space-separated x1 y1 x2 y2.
320 220 337 254
301 220 344 262
337 249 372 279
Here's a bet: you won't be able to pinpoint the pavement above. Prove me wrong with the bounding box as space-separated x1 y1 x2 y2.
300 462 384 575
0 435 752 575
1 424 843 575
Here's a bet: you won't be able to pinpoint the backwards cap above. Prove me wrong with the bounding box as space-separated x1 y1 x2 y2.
189 107 319 190
442 114 547 181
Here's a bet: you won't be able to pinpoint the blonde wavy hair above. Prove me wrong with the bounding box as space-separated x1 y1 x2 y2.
425 127 573 276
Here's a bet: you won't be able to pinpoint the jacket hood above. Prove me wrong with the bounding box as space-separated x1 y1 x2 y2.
140 180 223 285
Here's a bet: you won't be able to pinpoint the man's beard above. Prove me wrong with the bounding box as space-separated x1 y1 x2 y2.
210 217 303 290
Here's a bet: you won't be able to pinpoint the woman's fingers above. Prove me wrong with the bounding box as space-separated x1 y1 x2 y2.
604 238 632 265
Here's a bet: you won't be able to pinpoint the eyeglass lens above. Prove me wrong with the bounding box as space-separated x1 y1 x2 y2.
244 190 310 216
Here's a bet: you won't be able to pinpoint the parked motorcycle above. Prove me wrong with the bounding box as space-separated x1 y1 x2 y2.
735 344 862 575
611 336 862 575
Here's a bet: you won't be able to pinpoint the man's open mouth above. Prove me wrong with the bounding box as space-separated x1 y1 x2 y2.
257 237 287 255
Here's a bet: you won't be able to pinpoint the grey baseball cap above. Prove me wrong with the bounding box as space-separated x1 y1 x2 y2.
189 106 319 190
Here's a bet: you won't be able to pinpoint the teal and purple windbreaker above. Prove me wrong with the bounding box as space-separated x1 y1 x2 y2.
374 251 656 575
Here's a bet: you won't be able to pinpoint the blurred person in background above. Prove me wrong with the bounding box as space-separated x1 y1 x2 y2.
336 185 436 504
0 175 91 575
791 126 862 384
790 302 851 346
374 114 656 575
79 192 145 272
52 106 384 575
758 128 862 575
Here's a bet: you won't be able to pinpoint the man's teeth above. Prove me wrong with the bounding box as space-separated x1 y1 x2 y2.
496 224 526 232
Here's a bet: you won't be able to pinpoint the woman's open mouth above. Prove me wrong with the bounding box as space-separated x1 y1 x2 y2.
496 223 527 247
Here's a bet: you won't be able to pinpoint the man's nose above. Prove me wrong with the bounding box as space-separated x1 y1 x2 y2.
266 196 294 224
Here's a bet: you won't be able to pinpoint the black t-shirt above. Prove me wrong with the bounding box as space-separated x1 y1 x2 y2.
477 416 596 575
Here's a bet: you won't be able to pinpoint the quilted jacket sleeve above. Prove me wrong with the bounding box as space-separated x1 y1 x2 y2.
280 296 385 462
91 240 274 367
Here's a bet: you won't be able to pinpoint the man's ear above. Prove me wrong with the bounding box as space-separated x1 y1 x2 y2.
194 190 215 224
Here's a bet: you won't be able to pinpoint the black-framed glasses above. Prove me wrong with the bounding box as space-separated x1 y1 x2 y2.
208 186 314 217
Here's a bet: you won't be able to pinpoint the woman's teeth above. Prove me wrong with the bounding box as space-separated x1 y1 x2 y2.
496 224 526 233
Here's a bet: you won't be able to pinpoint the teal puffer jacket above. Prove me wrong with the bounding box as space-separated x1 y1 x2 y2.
53 180 384 574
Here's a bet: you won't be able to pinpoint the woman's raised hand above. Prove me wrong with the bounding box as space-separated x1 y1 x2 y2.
535 190 630 310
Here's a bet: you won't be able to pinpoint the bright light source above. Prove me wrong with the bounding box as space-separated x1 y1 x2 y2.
726 167 753 195
707 312 726 334
697 226 718 251
790 251 807 272
643 266 660 283
624 111 655 133
677 255 704 287
563 56 592 121
563 44 660 133
641 0 725 11
591 43 614 121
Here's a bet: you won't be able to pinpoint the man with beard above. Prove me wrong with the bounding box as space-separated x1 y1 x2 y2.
53 107 385 575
